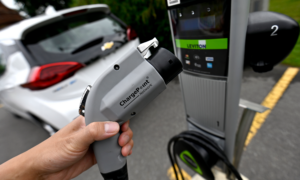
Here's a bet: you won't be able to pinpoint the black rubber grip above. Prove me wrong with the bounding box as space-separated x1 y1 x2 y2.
101 163 128 180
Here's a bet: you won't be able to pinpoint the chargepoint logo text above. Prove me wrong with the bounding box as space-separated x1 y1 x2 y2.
187 40 206 49
120 79 151 107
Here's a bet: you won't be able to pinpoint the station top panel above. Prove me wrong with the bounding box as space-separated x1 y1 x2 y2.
168 0 231 77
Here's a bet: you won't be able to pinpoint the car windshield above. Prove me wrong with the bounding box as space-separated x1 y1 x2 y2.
24 11 127 65
39 18 122 53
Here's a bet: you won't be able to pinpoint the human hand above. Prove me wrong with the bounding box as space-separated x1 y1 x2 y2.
0 116 133 180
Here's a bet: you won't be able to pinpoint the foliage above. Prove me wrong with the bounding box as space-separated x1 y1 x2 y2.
0 65 4 75
71 0 174 52
15 0 72 16
269 0 300 67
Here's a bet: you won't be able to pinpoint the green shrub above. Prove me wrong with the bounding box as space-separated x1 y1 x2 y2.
71 0 174 52
269 0 300 67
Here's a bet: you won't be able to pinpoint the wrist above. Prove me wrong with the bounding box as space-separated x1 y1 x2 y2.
0 152 44 180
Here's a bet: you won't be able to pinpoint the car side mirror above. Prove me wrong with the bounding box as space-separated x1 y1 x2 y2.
244 11 299 72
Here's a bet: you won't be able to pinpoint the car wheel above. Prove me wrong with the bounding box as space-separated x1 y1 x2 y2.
12 113 22 119
28 113 58 136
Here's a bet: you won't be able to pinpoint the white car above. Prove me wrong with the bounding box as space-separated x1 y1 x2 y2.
0 4 139 132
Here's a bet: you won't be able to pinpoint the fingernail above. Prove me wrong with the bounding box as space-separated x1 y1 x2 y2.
123 135 130 144
105 122 119 133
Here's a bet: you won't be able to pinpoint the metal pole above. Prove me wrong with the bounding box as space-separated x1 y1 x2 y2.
232 109 256 168
228 99 268 180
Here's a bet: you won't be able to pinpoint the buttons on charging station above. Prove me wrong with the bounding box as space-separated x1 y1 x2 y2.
185 54 190 59
205 57 214 62
207 63 213 69
180 50 227 75
205 57 213 69
185 54 191 65
194 55 200 60
194 63 201 68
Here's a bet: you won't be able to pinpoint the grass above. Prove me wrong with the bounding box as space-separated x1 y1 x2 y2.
269 0 300 66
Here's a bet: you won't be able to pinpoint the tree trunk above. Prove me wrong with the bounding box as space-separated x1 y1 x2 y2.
0 2 23 29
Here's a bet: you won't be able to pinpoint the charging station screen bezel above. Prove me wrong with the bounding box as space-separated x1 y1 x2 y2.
169 0 231 77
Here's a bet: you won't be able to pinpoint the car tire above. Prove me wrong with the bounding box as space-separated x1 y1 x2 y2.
12 113 22 119
28 113 58 136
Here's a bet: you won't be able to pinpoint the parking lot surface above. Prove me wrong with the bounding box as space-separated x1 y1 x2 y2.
0 64 299 180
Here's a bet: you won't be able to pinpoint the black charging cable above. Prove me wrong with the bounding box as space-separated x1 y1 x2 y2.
168 131 243 180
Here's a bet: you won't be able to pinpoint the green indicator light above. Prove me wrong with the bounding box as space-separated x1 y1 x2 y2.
175 38 228 50
180 150 203 175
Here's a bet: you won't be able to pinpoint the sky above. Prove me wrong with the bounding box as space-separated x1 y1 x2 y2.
2 0 56 17
1 0 19 10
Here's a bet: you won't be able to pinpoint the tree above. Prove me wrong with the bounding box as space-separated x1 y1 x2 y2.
71 0 174 52
15 0 72 16
15 0 174 52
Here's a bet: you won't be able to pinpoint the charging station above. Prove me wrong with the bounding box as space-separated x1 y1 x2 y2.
167 0 250 166
165 0 299 179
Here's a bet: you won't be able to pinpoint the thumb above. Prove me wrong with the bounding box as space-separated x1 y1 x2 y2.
73 121 120 149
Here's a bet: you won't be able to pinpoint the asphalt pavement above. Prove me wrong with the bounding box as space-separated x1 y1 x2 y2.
0 64 299 180
239 65 300 180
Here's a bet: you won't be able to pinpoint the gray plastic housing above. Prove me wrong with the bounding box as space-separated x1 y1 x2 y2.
84 49 166 174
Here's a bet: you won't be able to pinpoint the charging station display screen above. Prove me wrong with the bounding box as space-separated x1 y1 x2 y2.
180 16 216 31
170 0 231 76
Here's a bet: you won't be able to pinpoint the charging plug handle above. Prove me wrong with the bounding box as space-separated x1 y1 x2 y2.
101 163 128 180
